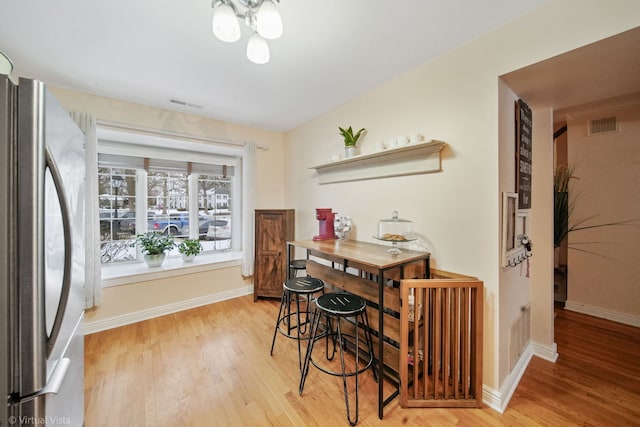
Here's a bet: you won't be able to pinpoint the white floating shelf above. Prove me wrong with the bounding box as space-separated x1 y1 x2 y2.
310 140 446 184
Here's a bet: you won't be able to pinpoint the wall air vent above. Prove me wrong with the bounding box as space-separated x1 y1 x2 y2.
169 99 203 109
509 304 531 371
588 116 618 135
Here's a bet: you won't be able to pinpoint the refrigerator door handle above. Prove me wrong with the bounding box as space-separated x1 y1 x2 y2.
44 146 73 357
12 357 71 404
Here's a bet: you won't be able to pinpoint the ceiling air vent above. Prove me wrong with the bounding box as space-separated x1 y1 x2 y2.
588 116 618 135
169 98 203 109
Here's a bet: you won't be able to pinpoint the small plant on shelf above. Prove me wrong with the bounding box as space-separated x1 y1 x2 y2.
338 126 366 147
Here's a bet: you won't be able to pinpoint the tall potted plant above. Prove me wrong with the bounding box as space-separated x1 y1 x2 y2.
553 164 574 250
133 232 175 267
338 126 366 158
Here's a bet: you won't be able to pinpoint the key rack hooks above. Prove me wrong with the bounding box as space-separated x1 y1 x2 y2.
506 250 532 268
501 193 534 268
506 234 533 268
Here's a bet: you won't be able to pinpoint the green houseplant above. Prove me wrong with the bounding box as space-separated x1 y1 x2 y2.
338 126 366 147
178 238 202 262
338 126 366 157
133 232 175 267
553 164 574 249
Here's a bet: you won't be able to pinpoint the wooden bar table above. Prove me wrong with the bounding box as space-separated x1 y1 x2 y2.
287 239 430 419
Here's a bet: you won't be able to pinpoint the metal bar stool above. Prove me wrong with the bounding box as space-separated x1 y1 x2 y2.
289 259 307 277
270 276 325 373
299 292 377 426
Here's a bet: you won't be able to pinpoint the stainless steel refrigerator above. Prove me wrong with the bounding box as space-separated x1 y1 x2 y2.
1 75 85 427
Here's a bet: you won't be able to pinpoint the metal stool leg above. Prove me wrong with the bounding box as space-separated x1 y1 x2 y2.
295 292 304 373
336 317 359 426
285 290 292 333
299 292 375 425
299 308 321 395
299 287 323 335
324 315 336 361
298 293 310 335
270 290 289 355
361 308 378 382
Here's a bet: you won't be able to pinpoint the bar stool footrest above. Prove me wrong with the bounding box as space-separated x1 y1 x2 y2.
309 333 374 377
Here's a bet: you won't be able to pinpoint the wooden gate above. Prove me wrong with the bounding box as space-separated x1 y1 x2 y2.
399 270 483 408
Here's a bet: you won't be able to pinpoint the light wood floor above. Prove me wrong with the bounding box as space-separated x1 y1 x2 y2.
84 296 640 426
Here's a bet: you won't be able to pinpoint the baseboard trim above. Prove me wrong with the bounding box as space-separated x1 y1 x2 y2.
84 285 254 334
531 340 559 363
483 342 533 413
482 340 558 413
564 300 640 327
482 384 503 413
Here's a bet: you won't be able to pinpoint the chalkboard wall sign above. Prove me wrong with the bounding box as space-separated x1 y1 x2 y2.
515 99 532 209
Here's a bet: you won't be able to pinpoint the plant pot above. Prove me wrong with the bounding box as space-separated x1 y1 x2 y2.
345 146 358 158
182 254 196 263
144 253 166 267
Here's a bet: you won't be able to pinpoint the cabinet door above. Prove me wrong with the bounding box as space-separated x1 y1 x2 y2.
255 212 286 299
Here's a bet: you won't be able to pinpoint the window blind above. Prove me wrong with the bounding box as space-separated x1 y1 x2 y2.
98 150 236 176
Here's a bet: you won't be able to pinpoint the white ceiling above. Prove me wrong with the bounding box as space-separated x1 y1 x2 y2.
501 27 640 119
0 0 551 132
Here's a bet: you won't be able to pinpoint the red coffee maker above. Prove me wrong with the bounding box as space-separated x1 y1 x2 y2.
313 208 337 241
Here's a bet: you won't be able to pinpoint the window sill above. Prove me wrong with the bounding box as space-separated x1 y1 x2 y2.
101 251 243 288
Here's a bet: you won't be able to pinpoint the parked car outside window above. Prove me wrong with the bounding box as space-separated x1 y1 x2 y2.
205 219 231 240
150 212 212 237
122 211 156 234
150 212 190 236
115 211 136 235
99 211 113 237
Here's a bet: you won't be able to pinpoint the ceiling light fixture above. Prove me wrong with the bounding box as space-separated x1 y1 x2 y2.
211 0 283 64
0 50 14 76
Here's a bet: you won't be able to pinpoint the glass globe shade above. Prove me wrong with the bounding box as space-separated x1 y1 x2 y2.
256 0 283 40
212 3 241 43
0 50 14 75
246 33 270 64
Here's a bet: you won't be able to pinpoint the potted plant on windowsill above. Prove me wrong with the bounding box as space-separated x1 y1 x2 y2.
133 232 175 267
339 126 366 158
178 238 202 262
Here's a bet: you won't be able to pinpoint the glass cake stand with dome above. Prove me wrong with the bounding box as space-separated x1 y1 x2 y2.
373 211 416 254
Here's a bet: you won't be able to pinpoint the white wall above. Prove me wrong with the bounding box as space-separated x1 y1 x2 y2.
529 108 556 355
284 0 640 406
285 53 503 389
566 101 640 325
497 80 532 382
50 87 287 328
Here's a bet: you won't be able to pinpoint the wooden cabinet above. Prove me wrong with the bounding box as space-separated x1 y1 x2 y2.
254 209 295 300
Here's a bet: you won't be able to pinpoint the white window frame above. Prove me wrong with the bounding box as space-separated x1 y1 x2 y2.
97 127 244 286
